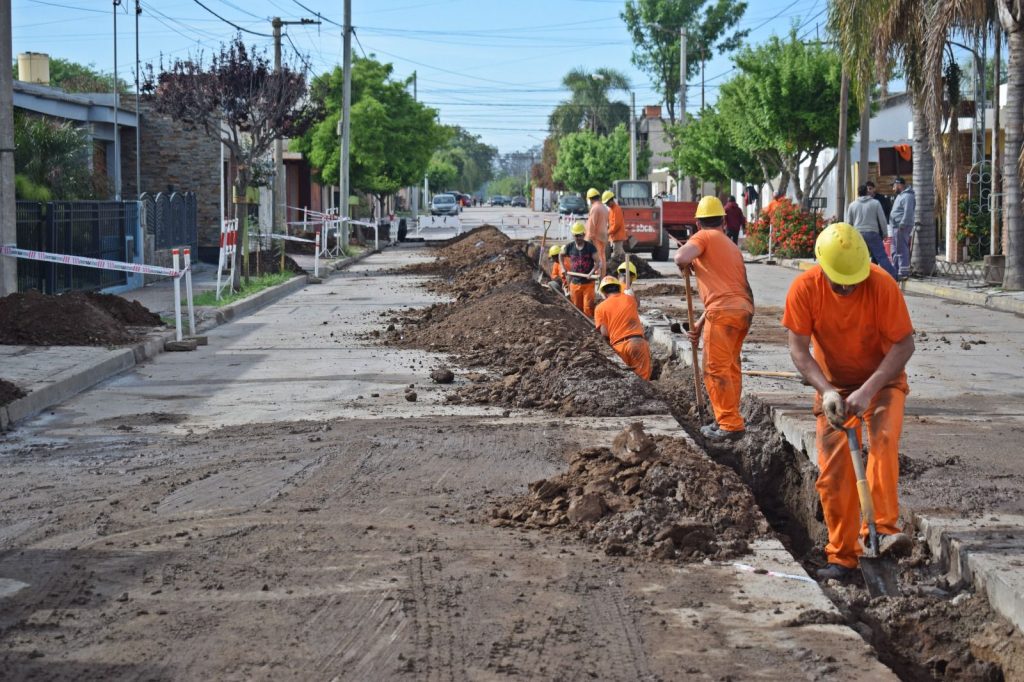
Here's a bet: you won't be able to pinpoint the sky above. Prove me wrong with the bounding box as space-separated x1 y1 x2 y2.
11 0 831 153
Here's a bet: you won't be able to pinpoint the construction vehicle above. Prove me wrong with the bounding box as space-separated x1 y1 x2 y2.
611 179 672 261
659 196 700 246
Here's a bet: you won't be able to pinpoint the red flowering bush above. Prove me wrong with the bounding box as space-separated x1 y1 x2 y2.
744 201 828 258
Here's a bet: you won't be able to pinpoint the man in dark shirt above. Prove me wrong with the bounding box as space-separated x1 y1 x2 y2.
866 181 892 220
723 195 746 245
561 221 599 317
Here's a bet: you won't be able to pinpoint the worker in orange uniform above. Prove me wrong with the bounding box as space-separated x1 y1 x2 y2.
562 221 598 317
616 260 638 291
604 190 627 261
547 244 567 294
594 276 651 380
585 187 609 278
783 223 915 581
673 196 754 441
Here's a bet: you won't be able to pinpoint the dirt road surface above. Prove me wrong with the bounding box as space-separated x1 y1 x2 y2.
0 247 888 680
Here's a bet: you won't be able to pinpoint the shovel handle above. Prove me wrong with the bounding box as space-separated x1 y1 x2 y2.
846 426 879 552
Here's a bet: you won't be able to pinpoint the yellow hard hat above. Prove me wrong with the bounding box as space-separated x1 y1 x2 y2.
617 261 638 279
586 188 601 200
601 190 615 204
598 275 621 293
694 195 726 219
548 244 561 257
570 221 586 235
815 222 871 285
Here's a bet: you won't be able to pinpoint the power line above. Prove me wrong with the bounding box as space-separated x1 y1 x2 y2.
291 0 342 29
190 0 272 37
215 0 266 22
25 0 106 14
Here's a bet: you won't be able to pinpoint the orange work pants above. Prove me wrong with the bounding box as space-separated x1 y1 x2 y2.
701 309 751 432
814 383 907 568
612 337 652 380
592 238 607 276
569 281 595 318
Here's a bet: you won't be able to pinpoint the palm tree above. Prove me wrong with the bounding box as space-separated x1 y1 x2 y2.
548 67 631 137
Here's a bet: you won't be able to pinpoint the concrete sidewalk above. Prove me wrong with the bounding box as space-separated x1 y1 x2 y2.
644 253 1024 633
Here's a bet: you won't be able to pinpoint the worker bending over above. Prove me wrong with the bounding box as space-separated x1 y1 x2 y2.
586 187 610 278
594 276 651 380
547 244 567 294
673 196 754 441
562 222 598 318
604 190 626 260
783 223 915 580
616 260 637 292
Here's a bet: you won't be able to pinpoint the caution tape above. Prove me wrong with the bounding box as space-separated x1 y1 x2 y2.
342 218 378 228
1 244 185 278
268 233 317 244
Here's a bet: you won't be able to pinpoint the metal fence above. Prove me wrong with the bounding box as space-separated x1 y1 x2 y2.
14 200 138 294
140 191 197 252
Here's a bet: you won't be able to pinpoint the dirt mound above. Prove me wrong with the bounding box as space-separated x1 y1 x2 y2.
403 225 512 276
389 281 665 415
0 290 147 346
633 282 684 297
492 423 770 561
607 254 664 280
0 378 26 407
427 245 537 300
85 292 163 326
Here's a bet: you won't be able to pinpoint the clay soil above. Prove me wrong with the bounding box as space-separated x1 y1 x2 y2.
0 290 163 347
0 378 26 407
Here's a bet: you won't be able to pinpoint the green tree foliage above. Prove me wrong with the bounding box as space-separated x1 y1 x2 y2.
426 157 458 192
13 112 104 200
12 56 130 93
667 107 778 189
531 136 563 190
292 56 446 202
427 126 497 193
622 0 748 123
486 174 529 199
552 124 649 193
548 67 631 137
716 29 859 205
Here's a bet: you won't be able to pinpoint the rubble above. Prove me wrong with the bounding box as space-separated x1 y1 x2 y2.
0 290 162 346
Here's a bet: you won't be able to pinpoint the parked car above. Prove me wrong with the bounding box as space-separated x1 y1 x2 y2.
510 195 527 207
489 195 509 207
558 194 587 215
430 193 460 216
454 192 472 208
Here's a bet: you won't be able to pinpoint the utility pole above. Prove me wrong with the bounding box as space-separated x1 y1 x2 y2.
630 91 637 180
835 68 850 215
992 24 1002 256
339 0 353 250
0 0 16 295
113 0 122 201
679 27 689 200
272 16 319 268
134 0 141 198
410 70 418 216
858 82 870 187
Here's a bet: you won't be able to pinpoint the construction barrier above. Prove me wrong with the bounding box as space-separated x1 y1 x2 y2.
269 232 319 278
343 218 384 250
216 218 238 302
1 243 195 342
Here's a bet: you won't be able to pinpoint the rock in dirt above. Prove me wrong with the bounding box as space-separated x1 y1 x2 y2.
0 290 157 346
430 368 455 384
404 391 418 402
493 424 770 562
0 378 27 407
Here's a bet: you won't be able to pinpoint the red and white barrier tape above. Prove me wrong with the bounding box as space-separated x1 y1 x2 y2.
269 233 317 244
1 244 185 278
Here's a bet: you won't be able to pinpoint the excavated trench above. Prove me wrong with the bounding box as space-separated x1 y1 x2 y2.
387 226 1024 681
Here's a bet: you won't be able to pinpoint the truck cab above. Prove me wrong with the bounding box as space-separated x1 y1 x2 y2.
611 180 671 261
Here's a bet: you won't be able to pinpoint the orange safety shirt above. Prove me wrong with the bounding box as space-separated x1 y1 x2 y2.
782 264 914 389
608 203 626 242
550 260 564 281
687 228 754 314
594 292 644 345
586 202 609 244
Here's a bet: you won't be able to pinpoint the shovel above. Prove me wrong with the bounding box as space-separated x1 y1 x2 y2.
845 417 900 597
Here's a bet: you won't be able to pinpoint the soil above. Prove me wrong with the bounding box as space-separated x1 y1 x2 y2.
85 292 164 327
493 423 770 562
0 378 26 407
631 282 685 297
402 224 514 277
0 290 158 347
240 249 306 275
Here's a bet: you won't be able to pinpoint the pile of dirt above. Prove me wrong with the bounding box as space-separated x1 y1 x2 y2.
426 245 537 300
85 292 163 326
0 378 26 407
403 225 512 276
239 250 306 275
607 253 664 280
632 282 684 297
388 280 665 415
492 423 770 561
0 290 154 346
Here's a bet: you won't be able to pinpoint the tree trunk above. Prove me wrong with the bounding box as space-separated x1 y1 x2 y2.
1003 27 1024 289
911 98 937 275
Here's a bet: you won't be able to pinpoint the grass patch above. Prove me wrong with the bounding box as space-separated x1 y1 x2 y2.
193 272 297 307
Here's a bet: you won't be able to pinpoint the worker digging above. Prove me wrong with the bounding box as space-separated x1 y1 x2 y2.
561 221 599 318
547 243 566 294
672 196 755 441
594 275 652 380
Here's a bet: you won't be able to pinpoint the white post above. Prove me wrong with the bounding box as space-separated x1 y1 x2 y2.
314 231 320 278
172 248 183 341
215 220 225 301
184 248 195 336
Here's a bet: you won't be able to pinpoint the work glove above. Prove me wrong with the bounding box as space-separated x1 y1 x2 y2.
822 390 845 429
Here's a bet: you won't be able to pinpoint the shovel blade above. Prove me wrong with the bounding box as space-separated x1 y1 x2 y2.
860 556 901 597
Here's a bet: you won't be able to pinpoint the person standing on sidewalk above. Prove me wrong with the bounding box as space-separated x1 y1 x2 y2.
585 187 610 278
723 195 746 244
594 276 652 380
673 196 754 441
866 181 891 221
783 223 916 581
888 176 915 279
562 221 598 318
604 190 627 261
847 185 898 280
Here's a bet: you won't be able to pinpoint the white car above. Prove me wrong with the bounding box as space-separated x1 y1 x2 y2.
430 193 459 216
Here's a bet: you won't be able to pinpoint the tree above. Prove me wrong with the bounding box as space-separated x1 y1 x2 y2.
667 106 779 190
548 67 631 136
531 136 563 190
426 157 458 192
147 36 313 285
622 0 748 123
13 112 105 200
427 126 497 193
291 56 445 207
552 124 649 192
716 30 860 206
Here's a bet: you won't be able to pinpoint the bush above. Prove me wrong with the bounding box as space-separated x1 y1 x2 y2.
745 202 827 258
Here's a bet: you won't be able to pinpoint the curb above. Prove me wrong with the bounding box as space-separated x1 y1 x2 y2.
1 246 386 431
770 257 1024 316
645 322 1024 634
